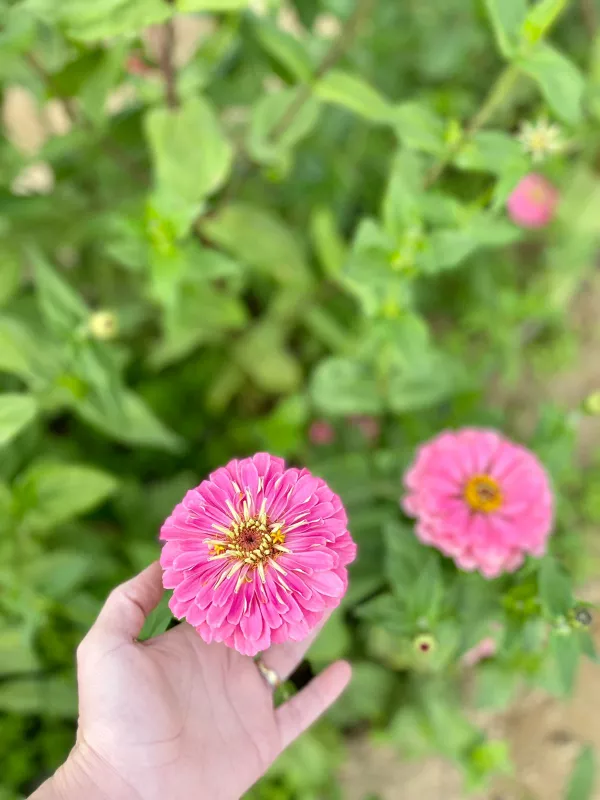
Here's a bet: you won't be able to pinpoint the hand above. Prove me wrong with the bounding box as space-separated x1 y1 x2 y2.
35 562 351 800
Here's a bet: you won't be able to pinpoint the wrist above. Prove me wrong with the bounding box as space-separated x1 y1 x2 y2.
30 740 138 800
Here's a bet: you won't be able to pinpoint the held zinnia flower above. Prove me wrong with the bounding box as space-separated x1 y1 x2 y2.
402 429 553 579
160 453 356 656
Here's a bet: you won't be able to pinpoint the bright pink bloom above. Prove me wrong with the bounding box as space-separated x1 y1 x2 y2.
160 453 356 656
348 415 380 442
507 173 559 229
309 420 335 446
402 429 553 579
461 636 497 667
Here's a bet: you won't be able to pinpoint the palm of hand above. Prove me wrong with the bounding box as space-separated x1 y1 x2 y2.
70 564 349 800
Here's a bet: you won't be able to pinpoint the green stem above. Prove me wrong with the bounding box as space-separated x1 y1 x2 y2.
424 64 520 188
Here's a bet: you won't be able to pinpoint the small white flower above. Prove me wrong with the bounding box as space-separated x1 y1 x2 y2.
517 119 563 163
248 0 268 16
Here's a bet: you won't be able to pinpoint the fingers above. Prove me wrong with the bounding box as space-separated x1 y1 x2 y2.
260 610 334 682
86 561 164 646
276 660 351 751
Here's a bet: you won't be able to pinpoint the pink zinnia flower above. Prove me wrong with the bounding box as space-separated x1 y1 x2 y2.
309 420 335 446
402 429 553 579
160 453 356 656
461 636 497 667
507 173 559 229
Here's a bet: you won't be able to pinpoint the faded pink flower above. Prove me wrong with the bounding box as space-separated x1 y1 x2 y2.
160 453 356 656
402 429 553 579
461 636 497 667
507 173 559 229
309 420 335 446
349 415 380 442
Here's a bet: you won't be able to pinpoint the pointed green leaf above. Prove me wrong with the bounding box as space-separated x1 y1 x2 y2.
0 394 37 447
565 745 596 800
315 70 394 123
483 0 528 58
519 44 585 124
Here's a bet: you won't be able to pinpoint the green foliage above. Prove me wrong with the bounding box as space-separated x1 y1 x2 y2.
564 745 596 800
0 0 598 796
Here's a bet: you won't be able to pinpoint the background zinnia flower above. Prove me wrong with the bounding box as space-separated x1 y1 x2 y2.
309 420 335 445
402 428 553 579
160 453 356 656
507 173 559 229
461 636 497 667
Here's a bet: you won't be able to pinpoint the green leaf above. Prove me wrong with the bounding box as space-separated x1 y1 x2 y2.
76 390 183 452
310 207 346 278
248 90 321 165
0 628 39 676
454 131 527 175
315 70 394 123
177 0 249 7
0 316 41 383
31 250 88 336
328 662 395 726
550 630 581 695
152 282 247 368
0 675 76 717
57 0 171 41
387 352 463 413
234 323 301 394
254 21 313 82
483 0 528 58
519 43 585 124
202 204 310 285
16 462 117 531
138 591 172 641
393 102 446 155
475 664 518 709
0 249 21 307
308 609 351 664
539 557 574 616
26 551 93 599
311 357 383 415
522 0 568 45
382 149 425 238
564 745 596 800
145 97 233 234
0 394 37 447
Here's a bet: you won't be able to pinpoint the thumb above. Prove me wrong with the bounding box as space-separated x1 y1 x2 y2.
86 561 164 647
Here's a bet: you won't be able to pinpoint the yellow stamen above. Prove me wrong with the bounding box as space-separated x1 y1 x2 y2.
464 474 503 513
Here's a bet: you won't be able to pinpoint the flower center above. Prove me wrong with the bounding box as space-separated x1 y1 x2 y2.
464 474 503 513
207 496 289 577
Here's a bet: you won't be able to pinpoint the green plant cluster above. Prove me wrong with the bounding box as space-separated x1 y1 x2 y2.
1 0 600 797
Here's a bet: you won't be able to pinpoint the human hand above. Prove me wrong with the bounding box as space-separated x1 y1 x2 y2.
33 562 351 800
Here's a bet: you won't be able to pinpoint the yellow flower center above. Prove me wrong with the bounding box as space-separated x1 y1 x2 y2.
464 474 503 513
205 495 290 587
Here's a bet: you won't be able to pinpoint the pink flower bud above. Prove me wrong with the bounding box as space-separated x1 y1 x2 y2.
507 173 559 229
461 636 497 667
309 420 335 446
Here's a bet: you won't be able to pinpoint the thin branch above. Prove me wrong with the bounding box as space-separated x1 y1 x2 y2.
211 0 376 214
158 10 179 110
271 0 376 140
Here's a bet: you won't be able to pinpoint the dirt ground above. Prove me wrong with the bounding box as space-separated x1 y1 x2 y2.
4 39 600 800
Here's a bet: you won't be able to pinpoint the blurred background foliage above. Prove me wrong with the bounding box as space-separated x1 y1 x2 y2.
1 0 600 797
